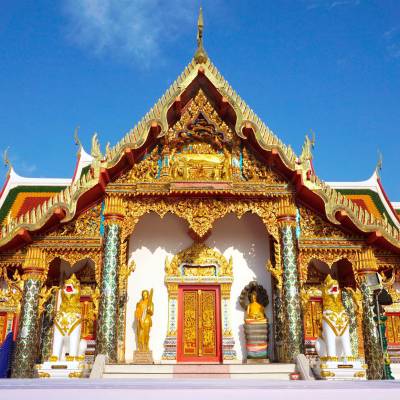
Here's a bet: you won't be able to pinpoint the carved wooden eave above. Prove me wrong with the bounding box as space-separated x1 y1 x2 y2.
1 53 400 254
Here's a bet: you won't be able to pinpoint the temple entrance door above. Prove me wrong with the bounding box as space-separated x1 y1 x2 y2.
177 285 221 363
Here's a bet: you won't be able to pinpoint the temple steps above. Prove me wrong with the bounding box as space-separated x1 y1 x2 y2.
101 363 297 380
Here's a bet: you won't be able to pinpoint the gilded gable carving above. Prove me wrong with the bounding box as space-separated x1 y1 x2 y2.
45 204 102 238
299 205 356 240
113 89 288 187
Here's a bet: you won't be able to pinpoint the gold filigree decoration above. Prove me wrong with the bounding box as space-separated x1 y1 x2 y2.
165 243 232 278
375 251 400 271
121 198 280 244
299 206 355 239
266 259 282 290
298 249 359 284
242 147 286 184
44 249 101 285
0 267 24 312
168 90 233 144
48 205 102 238
115 147 159 184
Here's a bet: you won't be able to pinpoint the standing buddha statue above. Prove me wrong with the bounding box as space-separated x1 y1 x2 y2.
135 289 154 353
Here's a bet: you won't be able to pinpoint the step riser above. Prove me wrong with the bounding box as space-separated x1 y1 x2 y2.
103 373 294 380
101 363 297 380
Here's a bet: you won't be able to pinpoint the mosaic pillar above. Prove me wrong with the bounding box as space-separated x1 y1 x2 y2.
11 248 47 378
359 277 384 379
116 246 134 363
342 289 359 358
277 198 304 361
272 282 284 361
96 196 125 362
39 291 57 362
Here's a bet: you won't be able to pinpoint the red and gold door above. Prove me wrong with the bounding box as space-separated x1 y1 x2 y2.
177 285 221 362
386 313 400 345
303 297 323 341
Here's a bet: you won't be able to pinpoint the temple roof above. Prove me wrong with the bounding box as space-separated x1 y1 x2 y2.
328 170 400 229
0 144 92 226
0 10 399 253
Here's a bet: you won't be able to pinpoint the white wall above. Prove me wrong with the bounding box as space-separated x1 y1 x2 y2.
125 213 192 362
205 213 271 362
125 211 271 363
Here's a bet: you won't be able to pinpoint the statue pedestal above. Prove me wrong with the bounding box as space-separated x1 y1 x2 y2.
313 358 367 380
35 359 90 379
133 351 154 364
244 320 268 362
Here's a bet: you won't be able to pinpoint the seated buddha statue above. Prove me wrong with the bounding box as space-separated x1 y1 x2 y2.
246 291 267 323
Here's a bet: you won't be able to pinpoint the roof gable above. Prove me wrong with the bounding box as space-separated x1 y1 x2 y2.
0 21 399 252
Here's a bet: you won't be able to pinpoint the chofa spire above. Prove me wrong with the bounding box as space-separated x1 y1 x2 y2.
2 147 12 177
194 6 208 64
375 149 383 177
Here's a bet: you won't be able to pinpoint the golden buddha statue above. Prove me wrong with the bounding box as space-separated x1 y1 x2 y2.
135 289 154 352
246 291 267 322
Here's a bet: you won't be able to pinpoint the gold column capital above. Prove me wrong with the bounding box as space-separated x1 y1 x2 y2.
22 247 47 281
355 248 378 275
104 195 126 222
277 197 297 223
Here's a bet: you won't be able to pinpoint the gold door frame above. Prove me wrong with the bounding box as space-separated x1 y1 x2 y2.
161 243 236 362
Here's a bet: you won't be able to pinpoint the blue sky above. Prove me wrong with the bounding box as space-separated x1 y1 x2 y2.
0 1 399 198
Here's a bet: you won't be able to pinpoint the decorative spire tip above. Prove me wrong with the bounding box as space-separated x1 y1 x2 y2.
194 6 207 64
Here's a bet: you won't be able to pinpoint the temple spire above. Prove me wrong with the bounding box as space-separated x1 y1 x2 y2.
197 6 204 48
194 6 208 64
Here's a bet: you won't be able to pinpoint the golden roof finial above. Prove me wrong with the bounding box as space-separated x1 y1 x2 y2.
376 149 383 177
2 147 12 176
194 6 207 64
91 132 103 160
300 130 315 163
73 126 83 157
73 126 81 148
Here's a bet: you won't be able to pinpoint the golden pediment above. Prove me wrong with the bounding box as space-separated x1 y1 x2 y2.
113 89 288 189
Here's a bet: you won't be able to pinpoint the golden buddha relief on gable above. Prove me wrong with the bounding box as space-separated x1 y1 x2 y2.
114 89 288 186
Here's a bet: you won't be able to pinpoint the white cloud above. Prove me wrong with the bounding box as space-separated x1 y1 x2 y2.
62 0 197 64
384 27 400 59
305 0 360 10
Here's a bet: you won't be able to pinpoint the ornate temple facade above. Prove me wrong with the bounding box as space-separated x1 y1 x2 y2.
0 11 399 380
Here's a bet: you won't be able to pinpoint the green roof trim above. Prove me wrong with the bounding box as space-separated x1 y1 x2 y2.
0 185 66 224
336 188 396 228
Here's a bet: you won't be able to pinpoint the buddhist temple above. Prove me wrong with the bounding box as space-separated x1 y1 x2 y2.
0 9 399 381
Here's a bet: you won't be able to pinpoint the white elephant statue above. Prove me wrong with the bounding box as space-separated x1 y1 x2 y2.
315 275 353 360
50 274 87 361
